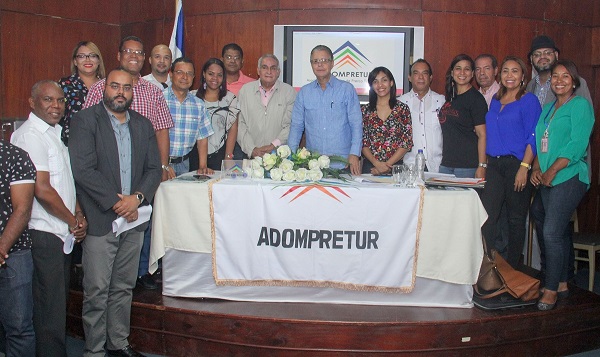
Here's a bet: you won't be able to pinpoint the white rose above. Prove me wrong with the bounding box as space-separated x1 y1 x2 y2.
276 145 291 159
308 168 323 182
269 167 283 181
295 168 308 182
308 159 320 170
280 159 294 172
252 167 265 179
263 153 277 170
251 157 263 170
298 147 311 160
317 155 330 169
283 170 296 182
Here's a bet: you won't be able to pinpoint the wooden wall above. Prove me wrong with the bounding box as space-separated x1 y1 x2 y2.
1 0 599 231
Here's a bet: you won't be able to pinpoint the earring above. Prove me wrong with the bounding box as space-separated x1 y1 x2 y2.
203 82 207 90
520 80 524 87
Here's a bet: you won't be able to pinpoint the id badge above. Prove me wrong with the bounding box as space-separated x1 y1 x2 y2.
541 137 548 153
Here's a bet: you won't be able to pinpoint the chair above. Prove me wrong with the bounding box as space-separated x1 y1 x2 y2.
573 232 600 291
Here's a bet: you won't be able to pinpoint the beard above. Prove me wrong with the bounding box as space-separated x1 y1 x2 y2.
103 93 133 113
533 57 556 73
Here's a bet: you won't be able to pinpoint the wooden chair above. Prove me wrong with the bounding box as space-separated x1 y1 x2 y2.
573 232 600 291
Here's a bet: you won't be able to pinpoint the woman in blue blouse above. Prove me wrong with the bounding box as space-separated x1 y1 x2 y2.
531 60 594 310
58 41 105 145
481 56 541 268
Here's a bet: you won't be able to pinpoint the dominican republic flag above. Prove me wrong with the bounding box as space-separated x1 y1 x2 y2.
169 0 184 59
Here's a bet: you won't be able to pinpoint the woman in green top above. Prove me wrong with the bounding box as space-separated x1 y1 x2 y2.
530 60 594 310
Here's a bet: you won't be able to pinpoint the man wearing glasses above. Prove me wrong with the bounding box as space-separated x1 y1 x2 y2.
221 43 254 96
70 69 161 357
163 57 214 176
83 36 174 291
237 54 296 158
288 45 363 175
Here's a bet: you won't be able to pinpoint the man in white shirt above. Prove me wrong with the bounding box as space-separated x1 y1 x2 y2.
142 44 172 89
398 59 445 173
474 54 500 108
11 80 88 357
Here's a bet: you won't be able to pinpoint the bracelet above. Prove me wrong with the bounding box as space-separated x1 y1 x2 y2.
161 164 170 172
225 153 233 159
70 217 79 231
478 162 487 168
520 162 532 170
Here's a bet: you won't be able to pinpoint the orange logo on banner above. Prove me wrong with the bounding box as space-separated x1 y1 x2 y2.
280 184 351 203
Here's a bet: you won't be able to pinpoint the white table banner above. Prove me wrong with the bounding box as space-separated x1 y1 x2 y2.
211 180 424 293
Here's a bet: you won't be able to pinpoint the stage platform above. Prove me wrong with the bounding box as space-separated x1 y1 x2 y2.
67 282 600 356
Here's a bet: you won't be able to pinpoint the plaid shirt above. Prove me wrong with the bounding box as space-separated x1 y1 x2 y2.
164 87 214 157
83 76 173 131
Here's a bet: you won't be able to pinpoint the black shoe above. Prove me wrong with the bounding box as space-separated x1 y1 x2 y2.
136 273 158 290
107 345 146 357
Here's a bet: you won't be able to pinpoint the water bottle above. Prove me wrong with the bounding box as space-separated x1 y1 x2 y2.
415 149 426 181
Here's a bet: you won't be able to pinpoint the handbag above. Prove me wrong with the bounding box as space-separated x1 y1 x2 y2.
474 239 540 302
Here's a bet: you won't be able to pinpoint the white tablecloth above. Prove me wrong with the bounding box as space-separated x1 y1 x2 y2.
150 175 487 307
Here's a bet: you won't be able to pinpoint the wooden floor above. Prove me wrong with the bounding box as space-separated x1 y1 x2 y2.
67 282 600 357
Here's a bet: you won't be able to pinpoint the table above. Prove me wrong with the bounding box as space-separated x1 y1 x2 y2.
150 174 487 308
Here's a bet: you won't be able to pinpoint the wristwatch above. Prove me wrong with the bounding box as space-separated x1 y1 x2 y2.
161 164 170 172
135 192 144 204
478 162 488 168
520 162 532 170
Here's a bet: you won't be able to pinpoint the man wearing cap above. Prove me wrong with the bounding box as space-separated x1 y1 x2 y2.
527 35 593 280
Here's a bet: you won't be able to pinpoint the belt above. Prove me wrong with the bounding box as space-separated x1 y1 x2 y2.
169 152 191 164
488 154 517 160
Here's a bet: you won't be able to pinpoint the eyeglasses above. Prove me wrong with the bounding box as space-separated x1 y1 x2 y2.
108 83 133 92
75 53 100 60
224 55 241 61
121 49 144 56
174 70 194 77
310 58 332 65
532 50 555 59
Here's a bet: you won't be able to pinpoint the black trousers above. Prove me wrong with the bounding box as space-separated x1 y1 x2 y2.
481 156 532 268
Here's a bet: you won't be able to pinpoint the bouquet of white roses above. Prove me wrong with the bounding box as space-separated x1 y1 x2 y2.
247 145 337 182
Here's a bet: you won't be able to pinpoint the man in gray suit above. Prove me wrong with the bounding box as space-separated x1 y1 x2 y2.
69 69 161 357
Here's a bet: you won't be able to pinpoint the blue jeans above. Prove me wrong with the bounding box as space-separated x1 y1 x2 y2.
0 249 35 357
439 165 477 178
540 175 587 291
172 158 190 177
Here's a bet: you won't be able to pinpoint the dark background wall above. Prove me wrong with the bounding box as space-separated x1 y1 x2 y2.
1 0 599 232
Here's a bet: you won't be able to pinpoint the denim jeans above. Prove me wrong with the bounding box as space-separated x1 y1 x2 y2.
540 175 587 291
172 158 190 177
0 249 35 357
439 165 477 178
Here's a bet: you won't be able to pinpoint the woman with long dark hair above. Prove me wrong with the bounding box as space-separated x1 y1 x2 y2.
438 54 488 178
361 66 412 174
531 60 594 310
192 58 241 171
481 56 541 268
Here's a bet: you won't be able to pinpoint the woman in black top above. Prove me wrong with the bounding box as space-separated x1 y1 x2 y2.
438 54 488 178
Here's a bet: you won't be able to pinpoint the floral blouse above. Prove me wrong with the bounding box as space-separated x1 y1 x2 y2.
58 74 91 146
361 102 413 162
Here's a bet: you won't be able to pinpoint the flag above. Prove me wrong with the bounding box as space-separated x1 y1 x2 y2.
169 0 184 59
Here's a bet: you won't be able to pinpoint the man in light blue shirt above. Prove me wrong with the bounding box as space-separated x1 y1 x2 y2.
288 45 362 175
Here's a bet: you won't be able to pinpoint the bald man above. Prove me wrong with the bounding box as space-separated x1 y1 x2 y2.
143 44 173 89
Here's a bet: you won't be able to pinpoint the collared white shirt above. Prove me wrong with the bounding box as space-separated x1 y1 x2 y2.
11 112 76 241
142 73 172 90
398 89 445 172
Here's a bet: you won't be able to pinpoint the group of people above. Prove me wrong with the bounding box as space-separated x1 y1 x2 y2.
0 32 594 357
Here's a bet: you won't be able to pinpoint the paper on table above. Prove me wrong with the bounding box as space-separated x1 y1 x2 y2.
112 205 152 236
